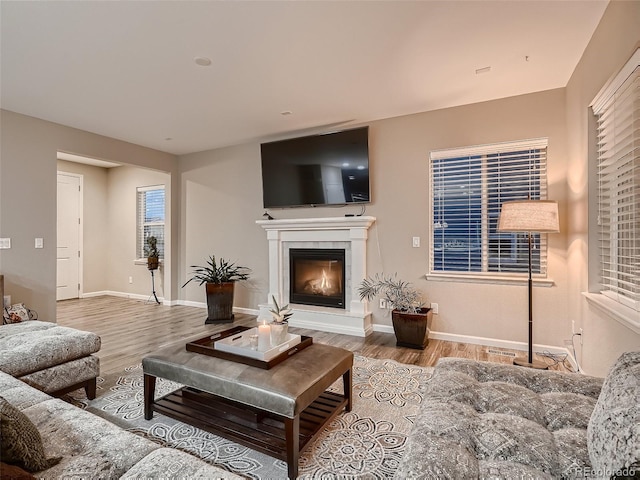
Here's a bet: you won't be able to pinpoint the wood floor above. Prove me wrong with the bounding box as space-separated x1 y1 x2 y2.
57 296 571 376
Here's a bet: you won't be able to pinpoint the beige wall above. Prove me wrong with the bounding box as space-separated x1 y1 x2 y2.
0 110 178 321
56 160 109 293
565 0 640 376
179 144 267 309
107 165 170 298
180 88 571 349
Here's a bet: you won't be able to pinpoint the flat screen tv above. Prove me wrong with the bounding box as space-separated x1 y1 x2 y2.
261 126 370 208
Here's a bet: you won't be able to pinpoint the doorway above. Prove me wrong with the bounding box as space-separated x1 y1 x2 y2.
57 172 83 300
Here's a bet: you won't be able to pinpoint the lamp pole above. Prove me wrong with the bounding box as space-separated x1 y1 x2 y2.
527 230 533 365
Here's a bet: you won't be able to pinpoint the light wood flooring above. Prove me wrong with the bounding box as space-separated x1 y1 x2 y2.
57 296 571 376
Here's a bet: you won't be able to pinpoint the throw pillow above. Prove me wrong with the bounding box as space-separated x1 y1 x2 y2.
0 461 36 480
2 304 35 324
587 351 640 477
0 397 60 472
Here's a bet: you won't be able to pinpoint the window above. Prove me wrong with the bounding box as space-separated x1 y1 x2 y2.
429 139 549 279
591 49 639 313
137 185 165 260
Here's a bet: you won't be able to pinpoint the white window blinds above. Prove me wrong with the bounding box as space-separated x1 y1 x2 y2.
429 139 549 277
591 49 640 312
137 185 165 260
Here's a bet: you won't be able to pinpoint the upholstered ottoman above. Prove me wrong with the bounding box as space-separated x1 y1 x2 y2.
0 320 100 398
397 352 639 479
143 342 353 479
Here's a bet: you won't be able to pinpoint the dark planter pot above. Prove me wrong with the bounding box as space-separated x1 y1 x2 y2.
147 257 159 271
391 307 433 350
205 282 235 324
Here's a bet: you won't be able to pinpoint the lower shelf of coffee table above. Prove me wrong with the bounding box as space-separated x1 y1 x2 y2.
152 386 347 461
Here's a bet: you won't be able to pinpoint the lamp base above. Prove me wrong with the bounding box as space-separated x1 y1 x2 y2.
513 358 549 370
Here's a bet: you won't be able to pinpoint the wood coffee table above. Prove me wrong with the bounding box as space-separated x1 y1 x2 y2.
142 340 353 479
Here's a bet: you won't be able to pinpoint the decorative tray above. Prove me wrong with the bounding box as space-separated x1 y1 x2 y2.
186 326 313 369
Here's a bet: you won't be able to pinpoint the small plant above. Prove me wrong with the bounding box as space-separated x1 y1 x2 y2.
144 236 160 259
269 295 293 324
182 255 251 286
358 273 425 313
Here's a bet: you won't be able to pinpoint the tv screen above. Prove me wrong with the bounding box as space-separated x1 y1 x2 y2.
261 126 370 208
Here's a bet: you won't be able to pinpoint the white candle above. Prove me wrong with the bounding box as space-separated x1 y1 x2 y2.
258 322 271 351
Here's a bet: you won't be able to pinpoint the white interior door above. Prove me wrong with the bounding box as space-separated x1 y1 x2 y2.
57 173 82 300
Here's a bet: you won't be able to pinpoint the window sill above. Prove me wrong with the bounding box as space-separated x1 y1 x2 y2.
582 292 640 334
426 273 555 287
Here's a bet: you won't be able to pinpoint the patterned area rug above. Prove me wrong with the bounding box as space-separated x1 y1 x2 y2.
77 356 433 479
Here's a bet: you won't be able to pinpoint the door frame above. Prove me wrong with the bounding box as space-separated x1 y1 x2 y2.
57 171 84 299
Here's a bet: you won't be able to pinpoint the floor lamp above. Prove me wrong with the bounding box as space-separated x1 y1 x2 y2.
498 200 559 369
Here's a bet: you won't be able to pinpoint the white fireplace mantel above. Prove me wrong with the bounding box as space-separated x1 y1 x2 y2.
256 216 375 337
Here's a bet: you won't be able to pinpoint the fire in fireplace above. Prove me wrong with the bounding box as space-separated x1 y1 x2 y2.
289 248 346 308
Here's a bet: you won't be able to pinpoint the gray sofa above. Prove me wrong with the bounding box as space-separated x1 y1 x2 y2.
397 351 639 479
0 320 100 398
0 370 241 479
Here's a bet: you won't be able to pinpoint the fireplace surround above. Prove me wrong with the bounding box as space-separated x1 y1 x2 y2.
256 216 376 336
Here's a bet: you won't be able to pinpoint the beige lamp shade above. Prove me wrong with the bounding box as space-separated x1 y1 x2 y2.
498 200 560 233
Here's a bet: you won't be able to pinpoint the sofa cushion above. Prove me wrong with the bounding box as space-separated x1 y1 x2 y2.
396 358 605 479
23 398 159 479
0 397 60 472
0 372 50 410
0 321 100 377
587 350 640 475
120 448 244 479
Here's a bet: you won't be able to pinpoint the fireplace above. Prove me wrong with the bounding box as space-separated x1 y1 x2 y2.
289 249 346 308
257 216 375 337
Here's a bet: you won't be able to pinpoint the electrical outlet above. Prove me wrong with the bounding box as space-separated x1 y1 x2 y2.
128 276 133 284
431 302 439 314
379 299 386 309
0 238 10 249
3 295 10 308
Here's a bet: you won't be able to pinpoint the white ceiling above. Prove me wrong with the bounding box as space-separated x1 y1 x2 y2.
1 1 608 156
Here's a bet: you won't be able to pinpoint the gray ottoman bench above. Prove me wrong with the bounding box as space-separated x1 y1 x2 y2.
0 320 100 398
143 341 354 479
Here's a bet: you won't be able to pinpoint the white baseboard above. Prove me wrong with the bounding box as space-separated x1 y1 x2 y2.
234 307 260 316
178 300 206 309
175 301 259 317
82 290 165 303
371 325 579 372
371 324 394 334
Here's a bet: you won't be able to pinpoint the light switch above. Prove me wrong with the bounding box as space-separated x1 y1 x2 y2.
35 238 44 249
0 238 10 249
412 236 420 248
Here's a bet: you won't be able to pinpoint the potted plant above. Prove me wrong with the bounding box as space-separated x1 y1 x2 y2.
182 255 251 324
358 273 433 349
268 295 293 345
144 236 160 271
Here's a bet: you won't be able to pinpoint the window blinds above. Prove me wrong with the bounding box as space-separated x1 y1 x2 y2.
430 139 549 277
136 186 165 260
592 49 640 312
